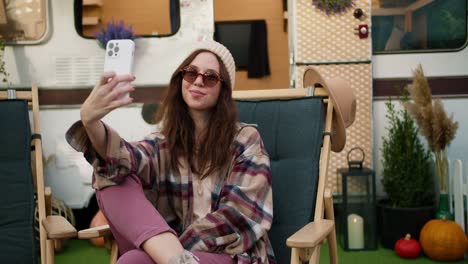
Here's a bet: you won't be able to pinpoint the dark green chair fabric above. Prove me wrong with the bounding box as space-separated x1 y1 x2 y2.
236 97 325 264
0 100 37 264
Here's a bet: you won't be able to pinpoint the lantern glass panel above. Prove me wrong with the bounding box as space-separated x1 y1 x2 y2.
337 167 377 251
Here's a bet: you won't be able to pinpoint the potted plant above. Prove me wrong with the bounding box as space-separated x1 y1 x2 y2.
378 96 436 249
312 0 354 14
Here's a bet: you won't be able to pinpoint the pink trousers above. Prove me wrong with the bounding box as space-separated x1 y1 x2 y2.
96 175 233 264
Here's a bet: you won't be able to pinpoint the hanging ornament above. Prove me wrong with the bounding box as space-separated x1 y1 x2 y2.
312 0 354 14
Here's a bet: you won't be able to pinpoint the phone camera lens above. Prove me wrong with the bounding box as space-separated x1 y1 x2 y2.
109 43 114 49
114 46 120 53
108 50 113 56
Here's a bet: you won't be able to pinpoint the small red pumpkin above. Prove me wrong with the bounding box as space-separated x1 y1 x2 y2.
90 210 108 247
394 234 421 258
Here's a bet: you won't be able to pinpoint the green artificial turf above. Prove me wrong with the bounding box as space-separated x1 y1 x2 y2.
48 239 467 264
319 242 467 264
51 239 109 263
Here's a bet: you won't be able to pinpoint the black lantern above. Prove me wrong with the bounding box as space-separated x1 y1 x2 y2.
337 147 377 250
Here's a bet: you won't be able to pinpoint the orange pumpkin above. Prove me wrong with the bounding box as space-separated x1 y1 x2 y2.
90 210 108 247
419 218 468 261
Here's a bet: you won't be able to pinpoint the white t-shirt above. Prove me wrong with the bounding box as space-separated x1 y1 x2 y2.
192 173 214 221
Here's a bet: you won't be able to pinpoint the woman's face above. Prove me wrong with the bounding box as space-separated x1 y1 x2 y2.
181 52 222 114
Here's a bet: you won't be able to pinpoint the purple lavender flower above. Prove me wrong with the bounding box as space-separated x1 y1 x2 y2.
312 0 354 14
94 19 137 48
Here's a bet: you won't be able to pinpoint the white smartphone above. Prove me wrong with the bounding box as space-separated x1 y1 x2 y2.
104 39 135 98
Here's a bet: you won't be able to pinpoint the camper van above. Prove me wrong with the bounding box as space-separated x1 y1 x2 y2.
1 0 467 263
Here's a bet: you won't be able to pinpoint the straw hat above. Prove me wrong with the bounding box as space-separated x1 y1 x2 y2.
303 67 356 152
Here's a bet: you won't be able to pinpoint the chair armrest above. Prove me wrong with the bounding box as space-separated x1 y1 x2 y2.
42 215 77 239
286 219 334 248
78 224 112 239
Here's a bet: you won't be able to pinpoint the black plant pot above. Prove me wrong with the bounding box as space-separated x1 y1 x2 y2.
377 201 436 249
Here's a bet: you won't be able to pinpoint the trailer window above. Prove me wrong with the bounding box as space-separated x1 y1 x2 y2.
372 0 467 53
0 0 48 42
75 0 180 38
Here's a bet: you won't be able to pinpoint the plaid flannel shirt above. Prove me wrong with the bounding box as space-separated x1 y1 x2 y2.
66 121 276 264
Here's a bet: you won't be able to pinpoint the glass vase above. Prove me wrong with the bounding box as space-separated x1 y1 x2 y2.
434 149 454 220
434 148 448 193
435 192 454 220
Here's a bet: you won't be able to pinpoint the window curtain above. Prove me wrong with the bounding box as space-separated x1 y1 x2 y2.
248 20 270 78
170 0 180 33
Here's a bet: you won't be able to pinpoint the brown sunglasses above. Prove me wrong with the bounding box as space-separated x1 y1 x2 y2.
180 66 223 87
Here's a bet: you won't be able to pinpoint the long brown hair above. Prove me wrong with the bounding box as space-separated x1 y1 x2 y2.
155 49 238 179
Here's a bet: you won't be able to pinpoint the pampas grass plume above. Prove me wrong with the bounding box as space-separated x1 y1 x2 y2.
403 65 458 152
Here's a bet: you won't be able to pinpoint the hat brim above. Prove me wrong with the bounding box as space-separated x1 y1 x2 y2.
303 67 347 152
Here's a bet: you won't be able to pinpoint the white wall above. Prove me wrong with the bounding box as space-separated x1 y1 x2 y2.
40 105 155 159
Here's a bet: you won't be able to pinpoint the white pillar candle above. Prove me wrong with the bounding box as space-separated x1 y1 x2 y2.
347 213 364 249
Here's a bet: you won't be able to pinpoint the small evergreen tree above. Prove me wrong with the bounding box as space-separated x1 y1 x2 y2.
381 99 435 208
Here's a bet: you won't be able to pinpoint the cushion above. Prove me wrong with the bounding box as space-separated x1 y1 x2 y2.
0 100 37 263
236 96 324 264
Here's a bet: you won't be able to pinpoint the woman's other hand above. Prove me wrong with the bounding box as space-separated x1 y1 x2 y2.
80 71 136 126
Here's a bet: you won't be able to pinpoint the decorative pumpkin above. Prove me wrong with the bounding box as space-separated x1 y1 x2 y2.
394 234 421 258
419 218 468 261
90 210 108 247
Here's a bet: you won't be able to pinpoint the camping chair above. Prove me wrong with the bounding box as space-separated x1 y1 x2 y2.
0 86 77 264
234 87 338 264
78 85 340 264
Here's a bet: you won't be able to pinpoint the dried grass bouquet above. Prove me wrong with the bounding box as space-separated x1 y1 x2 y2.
402 65 458 192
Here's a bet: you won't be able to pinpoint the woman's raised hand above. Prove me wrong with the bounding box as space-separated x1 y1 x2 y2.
80 71 136 126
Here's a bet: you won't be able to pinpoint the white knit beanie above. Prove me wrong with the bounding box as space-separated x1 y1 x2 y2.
193 40 236 89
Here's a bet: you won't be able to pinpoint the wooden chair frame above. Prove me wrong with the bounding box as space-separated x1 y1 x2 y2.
77 87 338 264
0 86 77 264
234 87 338 264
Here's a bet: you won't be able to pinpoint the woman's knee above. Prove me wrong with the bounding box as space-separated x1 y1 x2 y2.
94 175 174 248
117 249 155 264
96 176 143 208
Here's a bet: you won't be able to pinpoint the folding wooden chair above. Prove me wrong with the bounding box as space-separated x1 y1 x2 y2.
0 86 77 264
234 87 338 264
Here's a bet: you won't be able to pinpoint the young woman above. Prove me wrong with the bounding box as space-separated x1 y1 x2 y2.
66 41 275 264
